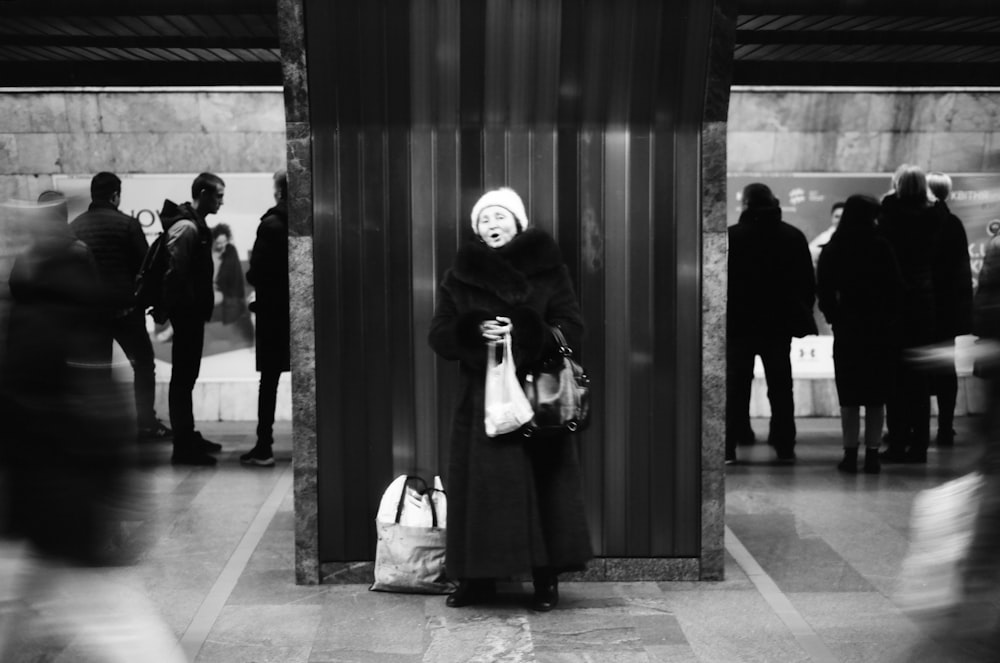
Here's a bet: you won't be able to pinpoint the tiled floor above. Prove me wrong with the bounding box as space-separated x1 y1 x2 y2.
3 418 996 662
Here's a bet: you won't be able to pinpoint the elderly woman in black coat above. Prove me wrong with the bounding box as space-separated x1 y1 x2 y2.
429 187 592 611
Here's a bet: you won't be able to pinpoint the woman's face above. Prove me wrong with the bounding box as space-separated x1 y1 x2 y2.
213 234 229 253
476 206 518 248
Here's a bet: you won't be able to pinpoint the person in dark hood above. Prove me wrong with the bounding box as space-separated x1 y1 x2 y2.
240 170 290 467
158 172 226 466
70 172 172 442
726 182 817 465
429 187 592 612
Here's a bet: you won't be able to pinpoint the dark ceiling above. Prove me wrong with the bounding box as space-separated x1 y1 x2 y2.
0 0 998 88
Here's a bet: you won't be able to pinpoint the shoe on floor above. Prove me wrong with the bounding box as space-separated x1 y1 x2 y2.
837 448 858 474
725 449 736 465
446 579 496 608
775 449 796 465
194 432 222 453
171 449 218 466
863 448 881 474
936 429 956 447
138 419 172 441
531 575 559 612
240 445 275 467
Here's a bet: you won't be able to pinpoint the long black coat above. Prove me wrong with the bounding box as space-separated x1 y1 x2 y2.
246 201 290 372
817 230 903 405
877 195 950 347
727 206 818 339
931 201 973 341
428 228 592 579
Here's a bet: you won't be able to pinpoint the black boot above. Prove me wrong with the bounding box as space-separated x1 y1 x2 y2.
446 579 495 608
837 447 858 474
863 447 881 475
531 570 559 612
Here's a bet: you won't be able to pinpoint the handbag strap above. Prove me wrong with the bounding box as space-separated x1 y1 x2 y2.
550 326 573 357
394 475 441 528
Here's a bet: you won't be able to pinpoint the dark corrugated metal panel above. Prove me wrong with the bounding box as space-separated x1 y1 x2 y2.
310 0 709 562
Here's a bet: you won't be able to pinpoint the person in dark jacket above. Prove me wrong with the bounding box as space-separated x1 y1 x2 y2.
927 172 974 447
429 187 592 611
240 170 290 467
817 195 903 474
159 172 225 466
726 182 818 465
878 165 951 464
70 172 171 441
210 223 248 324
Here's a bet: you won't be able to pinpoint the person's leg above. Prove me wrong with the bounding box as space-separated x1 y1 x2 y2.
760 335 796 460
935 341 958 446
726 334 755 461
113 310 162 433
838 406 860 472
863 405 884 474
902 356 931 462
167 316 212 464
256 369 281 445
883 348 908 461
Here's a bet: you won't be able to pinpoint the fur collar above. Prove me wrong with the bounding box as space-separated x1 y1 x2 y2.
450 228 564 304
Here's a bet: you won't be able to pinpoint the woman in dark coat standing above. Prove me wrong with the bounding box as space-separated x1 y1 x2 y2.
429 187 592 611
817 195 903 474
239 170 290 467
878 165 950 463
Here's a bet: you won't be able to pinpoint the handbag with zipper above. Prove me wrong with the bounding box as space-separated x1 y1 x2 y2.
520 326 591 438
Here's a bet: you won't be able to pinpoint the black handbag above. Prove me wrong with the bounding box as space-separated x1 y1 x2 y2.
521 327 591 437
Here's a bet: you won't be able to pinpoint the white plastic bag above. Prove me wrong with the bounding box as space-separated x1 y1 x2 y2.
896 472 983 616
371 475 452 594
483 335 533 437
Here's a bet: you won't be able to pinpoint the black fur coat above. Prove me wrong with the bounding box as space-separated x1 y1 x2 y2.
429 228 592 579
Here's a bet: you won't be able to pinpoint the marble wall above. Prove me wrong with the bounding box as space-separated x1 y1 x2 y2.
0 90 285 200
728 90 1000 173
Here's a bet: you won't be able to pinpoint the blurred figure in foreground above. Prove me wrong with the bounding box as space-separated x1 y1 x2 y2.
726 182 817 464
0 199 184 661
817 195 902 474
240 170 289 467
926 172 973 448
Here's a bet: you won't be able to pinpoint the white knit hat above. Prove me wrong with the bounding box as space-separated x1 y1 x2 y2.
470 187 529 232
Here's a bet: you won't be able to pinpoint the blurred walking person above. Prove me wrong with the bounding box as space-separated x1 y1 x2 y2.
240 171 290 467
727 183 818 464
926 172 973 447
70 172 172 442
0 198 184 662
817 195 902 474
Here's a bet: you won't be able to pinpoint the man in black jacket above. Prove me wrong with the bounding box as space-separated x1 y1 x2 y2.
727 183 818 464
70 172 171 442
159 173 226 466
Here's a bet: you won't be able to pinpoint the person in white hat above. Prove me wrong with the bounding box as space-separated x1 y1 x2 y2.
429 187 592 612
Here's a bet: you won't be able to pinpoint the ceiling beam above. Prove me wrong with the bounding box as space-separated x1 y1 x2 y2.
0 0 276 17
734 60 1000 86
0 60 282 86
0 35 278 49
737 29 1000 46
736 0 999 14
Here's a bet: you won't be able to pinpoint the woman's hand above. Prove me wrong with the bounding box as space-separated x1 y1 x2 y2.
480 316 513 342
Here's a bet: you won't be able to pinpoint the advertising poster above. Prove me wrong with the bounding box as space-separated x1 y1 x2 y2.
53 173 275 380
727 173 1000 376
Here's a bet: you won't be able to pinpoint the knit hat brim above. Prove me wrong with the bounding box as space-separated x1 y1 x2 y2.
470 187 529 232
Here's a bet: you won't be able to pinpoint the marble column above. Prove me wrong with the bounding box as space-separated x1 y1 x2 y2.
700 0 735 581
277 0 320 585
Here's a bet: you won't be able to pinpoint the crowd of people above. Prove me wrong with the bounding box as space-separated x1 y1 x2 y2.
726 165 975 473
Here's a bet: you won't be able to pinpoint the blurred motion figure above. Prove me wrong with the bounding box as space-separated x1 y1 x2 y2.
0 198 183 661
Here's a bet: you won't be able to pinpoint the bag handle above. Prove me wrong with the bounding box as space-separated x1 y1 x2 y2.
394 475 440 528
550 326 573 357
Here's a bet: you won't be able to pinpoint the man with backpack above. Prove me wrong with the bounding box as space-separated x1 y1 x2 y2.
70 172 172 442
158 173 226 466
